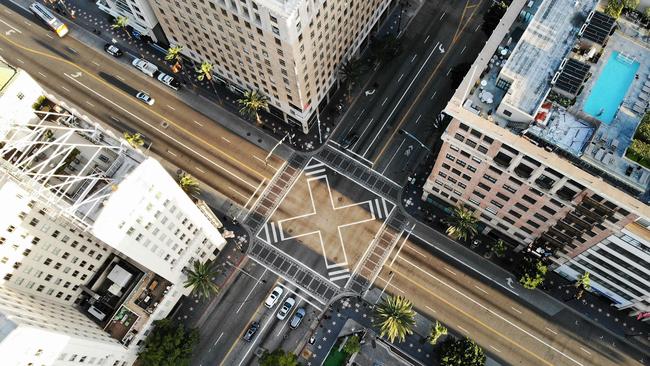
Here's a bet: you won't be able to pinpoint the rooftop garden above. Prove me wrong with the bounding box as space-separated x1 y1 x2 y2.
626 112 650 169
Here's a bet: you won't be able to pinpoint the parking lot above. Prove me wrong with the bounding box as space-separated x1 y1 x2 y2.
256 158 396 288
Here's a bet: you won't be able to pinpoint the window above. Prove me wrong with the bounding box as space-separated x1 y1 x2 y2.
477 182 491 191
533 213 547 221
526 220 540 229
515 202 527 211
473 190 486 199
496 192 510 201
508 210 522 219
483 174 497 183
541 206 556 215
490 200 504 209
522 195 536 205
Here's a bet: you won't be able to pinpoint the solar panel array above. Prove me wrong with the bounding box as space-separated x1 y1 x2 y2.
555 59 590 95
582 11 616 45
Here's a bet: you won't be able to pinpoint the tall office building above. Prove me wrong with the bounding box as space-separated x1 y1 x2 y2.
97 0 168 43
422 0 650 314
148 0 393 132
0 60 226 365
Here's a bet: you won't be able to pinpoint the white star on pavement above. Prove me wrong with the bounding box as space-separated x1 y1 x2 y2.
327 329 331 333
317 345 322 350
322 337 327 341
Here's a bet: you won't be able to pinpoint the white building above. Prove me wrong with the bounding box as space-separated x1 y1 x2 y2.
0 59 226 364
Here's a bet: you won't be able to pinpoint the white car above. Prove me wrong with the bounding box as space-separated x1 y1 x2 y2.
264 286 283 308
157 72 181 90
276 297 295 320
136 91 155 106
131 58 158 77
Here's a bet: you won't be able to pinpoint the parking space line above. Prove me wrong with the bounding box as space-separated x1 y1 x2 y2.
236 268 267 314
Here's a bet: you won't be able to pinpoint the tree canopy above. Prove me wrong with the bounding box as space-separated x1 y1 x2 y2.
343 335 361 355
259 349 299 366
519 259 548 290
439 337 486 366
374 295 416 343
138 319 199 366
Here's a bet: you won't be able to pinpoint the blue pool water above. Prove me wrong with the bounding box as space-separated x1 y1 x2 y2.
583 51 640 124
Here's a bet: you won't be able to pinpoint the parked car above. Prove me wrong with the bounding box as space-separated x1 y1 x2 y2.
135 91 155 106
131 58 158 77
264 286 283 308
103 43 122 57
276 297 295 320
157 72 181 90
242 321 259 342
289 307 305 329
341 132 359 149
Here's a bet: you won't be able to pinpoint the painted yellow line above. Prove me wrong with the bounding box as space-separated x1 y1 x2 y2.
373 0 484 164
217 278 279 366
388 267 556 366
0 33 270 182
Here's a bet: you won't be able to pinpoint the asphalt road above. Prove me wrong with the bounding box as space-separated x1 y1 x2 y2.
0 2 284 208
332 0 490 184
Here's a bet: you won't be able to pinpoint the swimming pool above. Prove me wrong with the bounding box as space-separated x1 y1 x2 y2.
583 51 639 124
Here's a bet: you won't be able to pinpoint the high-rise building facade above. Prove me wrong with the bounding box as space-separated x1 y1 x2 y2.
422 0 650 314
0 60 226 364
148 0 393 132
97 0 168 43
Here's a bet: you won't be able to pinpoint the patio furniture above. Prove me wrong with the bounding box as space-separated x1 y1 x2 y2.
639 93 649 101
632 104 645 114
642 85 650 93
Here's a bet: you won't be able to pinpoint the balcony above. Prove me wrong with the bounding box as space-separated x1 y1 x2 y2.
534 175 556 190
556 186 577 201
493 152 513 168
514 163 533 179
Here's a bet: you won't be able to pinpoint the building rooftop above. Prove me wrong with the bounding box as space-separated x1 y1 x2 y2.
499 0 597 116
0 60 16 92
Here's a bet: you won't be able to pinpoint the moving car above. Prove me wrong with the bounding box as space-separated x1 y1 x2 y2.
104 43 123 57
276 297 295 320
341 132 359 149
131 58 158 77
242 321 259 342
135 91 155 106
264 286 283 308
289 307 305 329
157 72 181 90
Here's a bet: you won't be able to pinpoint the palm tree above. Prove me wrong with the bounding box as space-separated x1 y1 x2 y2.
183 260 219 299
238 90 268 125
338 58 365 97
165 45 184 72
111 16 131 39
574 271 591 299
445 205 479 241
178 173 200 197
428 320 448 345
490 239 507 258
374 295 416 343
123 132 144 148
195 61 222 104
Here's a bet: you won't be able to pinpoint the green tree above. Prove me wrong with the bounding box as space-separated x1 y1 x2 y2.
635 113 650 143
445 205 479 241
259 349 299 366
165 45 184 72
428 320 448 345
604 0 625 18
342 335 361 355
519 259 548 290
339 58 366 97
138 319 199 366
195 60 222 104
178 172 200 197
490 239 507 258
238 90 269 125
374 295 416 343
123 132 144 148
183 260 219 299
111 16 131 39
574 271 591 299
439 337 486 366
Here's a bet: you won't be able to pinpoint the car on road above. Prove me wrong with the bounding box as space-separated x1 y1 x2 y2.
135 91 155 106
264 286 283 308
289 307 305 329
276 297 295 320
242 321 259 342
341 132 359 149
103 44 123 57
157 72 181 90
131 58 158 77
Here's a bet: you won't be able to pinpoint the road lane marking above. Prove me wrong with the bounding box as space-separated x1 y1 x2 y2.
397 73 404 82
390 261 584 366
410 54 417 63
221 136 231 143
376 275 405 293
61 86 69 92
195 167 206 174
46 33 53 39
380 138 405 175
0 35 271 187
580 347 591 355
214 332 224 346
510 306 522 314
381 97 388 106
490 345 502 353
15 58 24 63
92 61 100 66
430 91 437 100
406 244 426 258
390 224 414 267
474 285 488 294
415 114 422 124
193 120 203 126
235 268 267 314
167 150 177 157
241 178 266 211
460 45 466 54
423 35 430 43
229 186 249 200
115 74 125 81
440 11 446 20
545 327 558 335
0 19 22 33
62 73 259 190
457 325 468 334
443 267 456 275
425 305 436 313
38 72 47 78
85 101 94 107
167 104 176 110
363 42 440 158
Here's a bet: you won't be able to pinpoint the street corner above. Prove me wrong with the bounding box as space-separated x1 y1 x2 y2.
255 157 396 288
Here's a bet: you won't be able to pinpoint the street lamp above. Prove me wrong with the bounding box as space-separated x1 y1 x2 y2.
264 132 294 164
398 129 431 153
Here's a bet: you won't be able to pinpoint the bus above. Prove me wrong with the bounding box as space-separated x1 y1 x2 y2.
29 2 68 37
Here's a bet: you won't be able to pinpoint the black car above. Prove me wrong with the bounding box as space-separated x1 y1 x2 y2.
104 44 123 57
341 132 359 149
243 321 260 342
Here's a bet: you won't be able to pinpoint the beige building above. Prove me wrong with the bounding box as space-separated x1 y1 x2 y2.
422 0 650 313
148 0 393 132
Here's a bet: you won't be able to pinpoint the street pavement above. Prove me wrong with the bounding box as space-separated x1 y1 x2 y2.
1 0 286 209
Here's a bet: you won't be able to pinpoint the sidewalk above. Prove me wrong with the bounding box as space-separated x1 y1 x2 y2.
401 171 650 359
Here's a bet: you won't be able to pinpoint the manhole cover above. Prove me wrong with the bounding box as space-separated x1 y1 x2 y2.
160 121 169 128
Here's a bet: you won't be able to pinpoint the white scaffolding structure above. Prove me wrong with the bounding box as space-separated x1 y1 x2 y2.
0 109 131 230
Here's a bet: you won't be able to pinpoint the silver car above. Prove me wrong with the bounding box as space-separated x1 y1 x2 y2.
135 91 155 106
276 297 295 320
